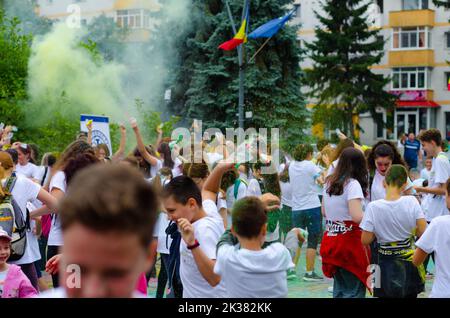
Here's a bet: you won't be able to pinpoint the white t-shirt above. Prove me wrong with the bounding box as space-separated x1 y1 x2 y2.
314 165 325 196
289 160 321 211
280 181 292 208
15 162 41 180
323 179 364 222
415 215 450 298
179 213 226 298
4 174 41 265
247 179 262 197
326 159 339 177
225 183 247 209
150 159 163 179
424 153 450 222
225 182 247 229
202 199 224 225
155 213 172 255
35 166 52 186
214 242 294 298
206 152 223 166
370 170 386 202
360 196 425 244
172 158 183 178
48 171 66 247
278 163 286 175
216 192 227 213
370 170 415 202
397 141 405 157
420 168 431 181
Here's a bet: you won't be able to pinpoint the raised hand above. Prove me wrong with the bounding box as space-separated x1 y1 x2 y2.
156 123 164 134
177 218 196 246
119 123 126 134
260 193 281 212
130 117 138 130
86 120 93 131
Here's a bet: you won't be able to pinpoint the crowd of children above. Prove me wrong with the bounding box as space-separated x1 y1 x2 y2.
0 119 449 298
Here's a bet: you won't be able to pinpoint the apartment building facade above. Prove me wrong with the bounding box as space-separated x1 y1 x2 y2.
35 0 161 42
295 0 450 145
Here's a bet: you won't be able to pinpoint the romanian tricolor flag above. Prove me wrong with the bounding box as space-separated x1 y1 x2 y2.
219 9 249 51
448 76 450 91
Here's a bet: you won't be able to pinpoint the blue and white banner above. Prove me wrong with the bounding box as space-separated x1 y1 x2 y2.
80 114 112 155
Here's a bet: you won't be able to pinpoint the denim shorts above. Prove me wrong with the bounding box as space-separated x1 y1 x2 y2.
291 207 322 249
291 207 322 235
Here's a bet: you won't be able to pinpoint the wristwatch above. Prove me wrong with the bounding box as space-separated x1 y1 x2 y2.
187 239 200 250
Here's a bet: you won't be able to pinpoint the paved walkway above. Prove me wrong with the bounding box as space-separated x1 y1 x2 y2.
148 245 435 298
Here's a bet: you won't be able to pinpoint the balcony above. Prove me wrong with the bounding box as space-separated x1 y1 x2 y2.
389 9 435 28
124 29 151 42
390 89 434 101
389 50 434 67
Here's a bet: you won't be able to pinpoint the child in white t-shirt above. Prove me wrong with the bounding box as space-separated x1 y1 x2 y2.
214 196 293 298
361 165 427 298
161 164 230 298
413 177 450 298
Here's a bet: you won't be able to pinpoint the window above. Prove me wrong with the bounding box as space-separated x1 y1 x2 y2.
446 32 450 49
392 67 428 90
402 0 429 10
374 112 385 139
392 27 429 49
116 9 151 29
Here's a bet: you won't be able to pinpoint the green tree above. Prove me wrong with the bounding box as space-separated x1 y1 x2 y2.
433 0 450 9
84 14 129 62
165 0 308 151
4 0 52 36
134 98 181 145
0 9 30 137
303 0 396 139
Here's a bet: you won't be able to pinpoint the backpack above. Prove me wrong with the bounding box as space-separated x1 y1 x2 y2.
0 176 30 261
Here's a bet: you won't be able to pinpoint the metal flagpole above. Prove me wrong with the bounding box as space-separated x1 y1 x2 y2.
238 0 249 129
225 0 248 129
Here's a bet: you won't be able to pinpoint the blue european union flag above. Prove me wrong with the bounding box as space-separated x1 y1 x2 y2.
248 11 294 39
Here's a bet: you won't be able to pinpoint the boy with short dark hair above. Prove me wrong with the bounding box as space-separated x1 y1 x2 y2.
214 196 293 298
415 129 450 222
413 177 450 298
415 129 450 274
161 164 229 298
40 164 159 298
